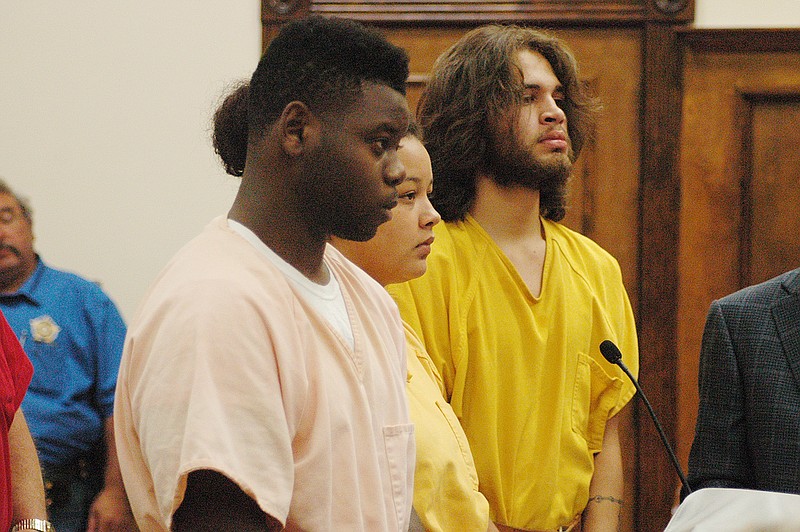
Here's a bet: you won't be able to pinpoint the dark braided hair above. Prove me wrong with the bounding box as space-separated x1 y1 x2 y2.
212 81 249 177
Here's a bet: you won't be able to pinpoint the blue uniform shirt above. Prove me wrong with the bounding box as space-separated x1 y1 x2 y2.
0 257 126 468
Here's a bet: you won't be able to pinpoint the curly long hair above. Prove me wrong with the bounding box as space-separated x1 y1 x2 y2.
418 24 600 222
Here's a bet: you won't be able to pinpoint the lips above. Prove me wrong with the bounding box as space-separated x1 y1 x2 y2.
539 130 568 150
416 236 435 257
0 244 20 258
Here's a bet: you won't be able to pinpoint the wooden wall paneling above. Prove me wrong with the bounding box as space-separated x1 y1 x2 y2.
736 90 756 288
261 2 697 530
554 30 642 532
261 0 310 46
311 0 645 24
377 26 470 112
558 28 642 296
676 44 746 484
676 45 742 518
676 31 800 525
262 0 695 41
742 91 800 286
310 0 692 24
637 21 684 532
677 28 800 54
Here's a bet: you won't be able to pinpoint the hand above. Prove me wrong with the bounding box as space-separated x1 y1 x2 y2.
86 485 138 531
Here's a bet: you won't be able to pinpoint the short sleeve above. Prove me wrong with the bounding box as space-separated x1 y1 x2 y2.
127 281 295 525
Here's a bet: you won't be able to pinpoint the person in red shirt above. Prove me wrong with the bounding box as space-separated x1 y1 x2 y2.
0 310 50 531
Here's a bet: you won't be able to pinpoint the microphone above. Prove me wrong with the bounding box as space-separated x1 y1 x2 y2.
599 339 692 496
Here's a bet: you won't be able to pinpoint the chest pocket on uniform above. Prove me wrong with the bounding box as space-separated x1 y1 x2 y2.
27 340 67 392
571 353 624 453
383 423 415 531
24 315 67 392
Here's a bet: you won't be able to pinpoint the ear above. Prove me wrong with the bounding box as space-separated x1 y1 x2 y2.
279 101 318 157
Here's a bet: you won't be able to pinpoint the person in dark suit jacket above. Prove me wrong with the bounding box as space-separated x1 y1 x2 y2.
687 267 800 494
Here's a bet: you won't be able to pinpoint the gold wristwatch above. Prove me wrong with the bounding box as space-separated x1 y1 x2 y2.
10 519 55 532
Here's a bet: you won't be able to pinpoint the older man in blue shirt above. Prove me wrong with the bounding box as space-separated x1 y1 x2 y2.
0 179 135 531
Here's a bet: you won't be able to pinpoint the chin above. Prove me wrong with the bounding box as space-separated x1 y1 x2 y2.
410 264 427 280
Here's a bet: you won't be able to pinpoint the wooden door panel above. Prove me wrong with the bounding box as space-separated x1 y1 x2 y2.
748 100 800 285
677 40 800 494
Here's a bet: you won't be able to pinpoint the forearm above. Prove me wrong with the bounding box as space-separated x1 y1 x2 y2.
102 416 126 491
8 410 48 522
582 414 624 532
86 416 136 530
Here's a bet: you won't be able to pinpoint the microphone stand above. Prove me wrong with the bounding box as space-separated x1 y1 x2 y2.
599 340 692 496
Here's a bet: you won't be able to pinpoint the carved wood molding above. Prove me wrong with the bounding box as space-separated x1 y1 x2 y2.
680 27 800 53
654 0 689 15
311 1 644 25
264 0 305 16
263 0 693 26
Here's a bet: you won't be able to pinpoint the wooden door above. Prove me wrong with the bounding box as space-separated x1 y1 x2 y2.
676 28 800 501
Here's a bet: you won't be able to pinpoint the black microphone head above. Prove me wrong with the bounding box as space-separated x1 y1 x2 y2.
599 340 622 364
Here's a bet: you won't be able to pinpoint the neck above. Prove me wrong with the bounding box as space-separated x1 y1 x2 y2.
329 236 389 287
0 262 36 295
228 158 329 284
470 175 543 242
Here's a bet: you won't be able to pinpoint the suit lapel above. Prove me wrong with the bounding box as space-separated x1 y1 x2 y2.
773 269 800 391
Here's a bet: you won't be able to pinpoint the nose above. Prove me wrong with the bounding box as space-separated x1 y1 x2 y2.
541 97 566 126
385 150 406 188
421 195 441 228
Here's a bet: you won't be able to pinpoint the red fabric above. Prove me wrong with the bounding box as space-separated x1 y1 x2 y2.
0 311 34 531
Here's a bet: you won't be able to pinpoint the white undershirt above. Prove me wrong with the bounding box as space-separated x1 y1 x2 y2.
227 219 354 349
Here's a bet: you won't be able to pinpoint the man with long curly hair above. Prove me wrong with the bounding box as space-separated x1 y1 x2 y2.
389 25 639 532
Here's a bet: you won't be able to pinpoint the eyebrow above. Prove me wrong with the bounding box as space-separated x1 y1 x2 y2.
370 121 406 140
379 107 411 135
523 83 564 91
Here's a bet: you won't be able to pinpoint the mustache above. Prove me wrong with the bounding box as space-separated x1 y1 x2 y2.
537 127 566 140
0 243 21 257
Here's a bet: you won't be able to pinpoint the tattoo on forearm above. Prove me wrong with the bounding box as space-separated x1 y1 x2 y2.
587 495 624 506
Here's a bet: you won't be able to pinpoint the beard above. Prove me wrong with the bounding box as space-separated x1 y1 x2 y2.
485 131 573 220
